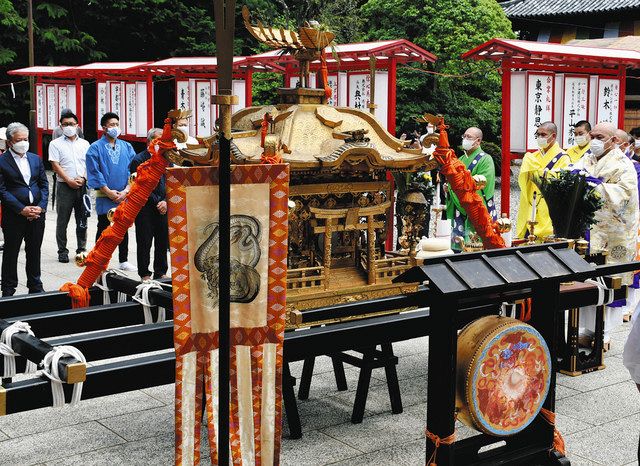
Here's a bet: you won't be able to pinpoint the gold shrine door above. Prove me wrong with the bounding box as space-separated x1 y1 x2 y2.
310 201 390 288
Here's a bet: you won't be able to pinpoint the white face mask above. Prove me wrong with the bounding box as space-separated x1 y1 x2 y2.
461 137 476 151
635 139 640 149
177 125 189 136
11 140 29 154
574 135 588 147
62 125 77 138
536 136 550 150
590 138 609 157
427 125 434 135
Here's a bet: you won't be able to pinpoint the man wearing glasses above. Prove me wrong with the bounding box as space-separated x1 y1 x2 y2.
48 111 90 263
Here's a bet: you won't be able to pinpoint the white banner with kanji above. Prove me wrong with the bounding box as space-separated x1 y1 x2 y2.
125 83 137 136
36 84 45 129
97 82 108 128
46 85 57 131
347 72 389 127
596 78 621 125
526 73 554 150
562 76 589 148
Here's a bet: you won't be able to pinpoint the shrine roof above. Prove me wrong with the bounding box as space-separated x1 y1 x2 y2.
53 62 152 78
142 56 279 73
227 104 436 173
463 38 640 68
245 39 436 67
8 66 74 77
501 0 640 18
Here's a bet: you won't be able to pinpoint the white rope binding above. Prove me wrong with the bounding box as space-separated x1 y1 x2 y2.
500 302 517 319
0 322 37 377
95 269 130 304
132 280 165 324
42 346 86 408
585 277 615 306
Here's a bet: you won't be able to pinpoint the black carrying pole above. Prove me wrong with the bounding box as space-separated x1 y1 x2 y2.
213 0 235 464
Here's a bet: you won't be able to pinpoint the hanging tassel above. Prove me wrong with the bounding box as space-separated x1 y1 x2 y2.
260 113 269 148
320 51 332 100
425 428 456 466
60 282 90 309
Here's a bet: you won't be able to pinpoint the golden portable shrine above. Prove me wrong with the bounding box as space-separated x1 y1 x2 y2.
166 7 438 325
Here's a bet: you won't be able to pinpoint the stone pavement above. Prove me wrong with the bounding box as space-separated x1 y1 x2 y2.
0 171 638 465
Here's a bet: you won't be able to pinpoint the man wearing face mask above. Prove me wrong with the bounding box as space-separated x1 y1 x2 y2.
445 126 496 250
51 108 84 140
86 112 137 272
0 122 49 296
565 120 591 163
48 111 90 263
174 117 198 147
630 127 640 162
516 121 570 239
573 122 639 346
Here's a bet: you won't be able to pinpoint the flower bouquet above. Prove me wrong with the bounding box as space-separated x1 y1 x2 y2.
537 170 603 239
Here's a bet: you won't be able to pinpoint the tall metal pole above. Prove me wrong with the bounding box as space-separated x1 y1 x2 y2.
27 0 36 153
213 1 236 464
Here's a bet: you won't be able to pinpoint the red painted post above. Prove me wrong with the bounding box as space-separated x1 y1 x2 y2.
385 57 398 251
618 65 627 129
245 69 253 106
75 77 83 127
146 74 154 131
501 60 512 216
387 57 397 134
37 129 43 157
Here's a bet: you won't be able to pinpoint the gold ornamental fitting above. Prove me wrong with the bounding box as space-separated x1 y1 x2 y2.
168 108 192 121
75 251 88 267
65 362 87 384
575 239 588 256
107 208 116 223
128 172 137 185
496 214 511 233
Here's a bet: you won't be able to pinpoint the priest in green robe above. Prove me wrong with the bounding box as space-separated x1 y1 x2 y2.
445 126 497 251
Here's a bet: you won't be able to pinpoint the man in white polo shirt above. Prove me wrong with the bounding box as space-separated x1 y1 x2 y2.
48 111 90 263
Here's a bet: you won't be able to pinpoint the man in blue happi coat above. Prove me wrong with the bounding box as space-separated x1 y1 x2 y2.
86 112 137 272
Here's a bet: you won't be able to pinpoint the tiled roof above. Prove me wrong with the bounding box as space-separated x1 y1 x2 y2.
501 0 640 17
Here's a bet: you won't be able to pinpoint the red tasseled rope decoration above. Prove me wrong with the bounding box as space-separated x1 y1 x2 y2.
60 118 175 307
260 113 282 164
320 51 332 100
432 120 505 250
260 113 269 148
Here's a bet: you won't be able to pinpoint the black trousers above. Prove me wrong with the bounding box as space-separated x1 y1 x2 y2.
96 214 129 263
2 215 45 295
55 182 87 254
135 206 168 278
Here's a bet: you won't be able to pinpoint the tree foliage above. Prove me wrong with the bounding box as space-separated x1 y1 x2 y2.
361 0 514 143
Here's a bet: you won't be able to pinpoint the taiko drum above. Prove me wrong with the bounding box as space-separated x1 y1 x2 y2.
456 316 551 436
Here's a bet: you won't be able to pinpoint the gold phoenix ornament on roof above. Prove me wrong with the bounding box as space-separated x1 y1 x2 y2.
242 6 335 89
242 6 335 53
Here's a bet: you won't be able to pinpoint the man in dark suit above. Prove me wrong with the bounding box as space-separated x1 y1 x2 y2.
0 122 49 296
129 128 169 280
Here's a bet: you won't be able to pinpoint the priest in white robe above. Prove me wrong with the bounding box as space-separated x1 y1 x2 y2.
574 123 639 345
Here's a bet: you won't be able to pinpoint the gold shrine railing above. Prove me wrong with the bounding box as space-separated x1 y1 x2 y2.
359 251 413 283
286 266 326 291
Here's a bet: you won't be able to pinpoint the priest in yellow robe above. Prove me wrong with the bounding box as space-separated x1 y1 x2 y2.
516 122 571 239
565 120 591 163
